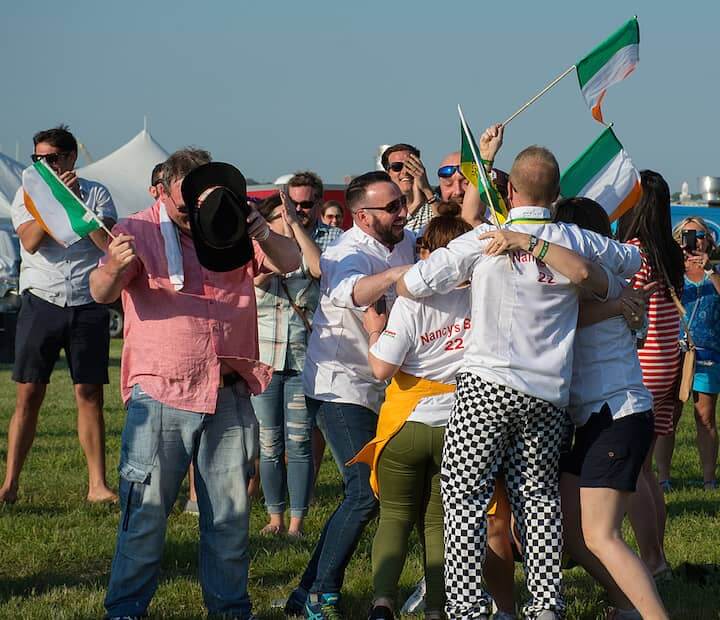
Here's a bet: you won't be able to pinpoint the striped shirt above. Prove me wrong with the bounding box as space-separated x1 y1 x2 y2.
628 238 681 434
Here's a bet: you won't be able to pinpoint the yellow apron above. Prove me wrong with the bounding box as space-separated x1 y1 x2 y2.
348 370 455 497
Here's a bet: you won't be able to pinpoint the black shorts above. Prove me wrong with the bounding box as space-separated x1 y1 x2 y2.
13 291 110 385
560 404 654 492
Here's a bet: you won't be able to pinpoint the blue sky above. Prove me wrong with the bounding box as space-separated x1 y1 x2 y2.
2 1 717 193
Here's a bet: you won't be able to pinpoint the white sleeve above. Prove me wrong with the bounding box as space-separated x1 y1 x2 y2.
323 250 373 310
370 297 415 366
10 187 34 230
580 229 641 278
403 226 488 298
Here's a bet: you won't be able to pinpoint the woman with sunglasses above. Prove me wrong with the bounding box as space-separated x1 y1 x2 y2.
351 202 471 620
616 170 684 580
670 217 720 490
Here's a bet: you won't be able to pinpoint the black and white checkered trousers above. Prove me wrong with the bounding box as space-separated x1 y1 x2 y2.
442 373 566 619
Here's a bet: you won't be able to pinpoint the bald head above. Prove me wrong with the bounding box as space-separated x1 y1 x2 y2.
509 146 560 207
438 151 468 206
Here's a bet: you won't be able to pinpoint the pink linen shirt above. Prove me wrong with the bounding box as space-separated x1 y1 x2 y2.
105 201 273 413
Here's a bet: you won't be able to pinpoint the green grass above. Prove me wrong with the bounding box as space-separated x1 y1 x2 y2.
0 340 719 619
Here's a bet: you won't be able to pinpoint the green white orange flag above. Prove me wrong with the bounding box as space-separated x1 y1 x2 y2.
22 159 103 247
458 106 508 225
560 126 642 222
576 17 639 123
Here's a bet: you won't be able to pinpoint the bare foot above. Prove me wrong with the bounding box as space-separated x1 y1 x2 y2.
260 523 285 536
0 485 18 504
87 487 118 503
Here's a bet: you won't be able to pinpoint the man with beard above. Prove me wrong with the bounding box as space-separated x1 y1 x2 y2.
437 151 469 207
382 143 438 234
284 171 415 619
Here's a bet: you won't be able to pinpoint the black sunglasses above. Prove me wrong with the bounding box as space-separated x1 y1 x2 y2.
387 161 405 173
682 229 706 239
437 165 463 179
31 152 70 165
363 194 407 214
294 200 316 210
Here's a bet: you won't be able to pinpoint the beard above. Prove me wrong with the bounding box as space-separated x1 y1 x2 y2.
372 218 405 246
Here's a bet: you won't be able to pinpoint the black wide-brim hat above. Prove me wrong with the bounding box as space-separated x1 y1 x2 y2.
181 162 254 272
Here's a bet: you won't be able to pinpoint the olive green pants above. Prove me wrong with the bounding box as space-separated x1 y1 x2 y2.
372 421 445 611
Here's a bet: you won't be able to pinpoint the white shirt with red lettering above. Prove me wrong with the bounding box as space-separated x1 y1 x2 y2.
370 286 471 426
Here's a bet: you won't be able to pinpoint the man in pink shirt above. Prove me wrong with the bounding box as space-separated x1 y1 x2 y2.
90 149 301 620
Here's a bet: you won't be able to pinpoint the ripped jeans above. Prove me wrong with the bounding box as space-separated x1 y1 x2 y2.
251 370 313 518
104 383 258 619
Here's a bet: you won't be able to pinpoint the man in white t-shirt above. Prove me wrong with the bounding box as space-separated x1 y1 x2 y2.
397 127 640 620
284 171 415 618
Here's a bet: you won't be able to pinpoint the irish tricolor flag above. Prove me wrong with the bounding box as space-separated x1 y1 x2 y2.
576 17 639 123
22 160 102 247
560 126 642 222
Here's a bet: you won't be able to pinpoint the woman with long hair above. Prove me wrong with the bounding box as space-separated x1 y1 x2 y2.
616 170 684 579
669 217 720 489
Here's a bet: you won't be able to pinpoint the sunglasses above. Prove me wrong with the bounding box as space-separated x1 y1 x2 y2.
437 165 463 179
387 161 405 173
294 200 316 210
31 152 70 165
683 229 706 239
363 194 407 214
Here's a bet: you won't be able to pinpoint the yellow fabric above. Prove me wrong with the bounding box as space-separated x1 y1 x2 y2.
348 370 455 497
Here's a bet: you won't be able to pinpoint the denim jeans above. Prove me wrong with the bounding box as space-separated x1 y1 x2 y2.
104 384 258 618
297 398 378 595
251 371 313 518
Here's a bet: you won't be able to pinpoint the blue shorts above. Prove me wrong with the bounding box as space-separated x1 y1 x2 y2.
694 361 720 394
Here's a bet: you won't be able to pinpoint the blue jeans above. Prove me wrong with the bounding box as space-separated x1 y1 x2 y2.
298 398 378 595
104 384 258 618
251 371 313 518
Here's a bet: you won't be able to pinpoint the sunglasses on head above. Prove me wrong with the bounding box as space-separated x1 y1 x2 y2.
363 194 407 214
31 152 70 165
294 200 316 210
387 161 405 173
437 165 463 179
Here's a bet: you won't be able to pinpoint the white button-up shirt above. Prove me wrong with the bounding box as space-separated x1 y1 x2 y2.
403 206 641 408
569 272 652 426
303 224 416 414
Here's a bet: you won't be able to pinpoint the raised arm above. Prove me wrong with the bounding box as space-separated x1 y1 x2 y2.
279 189 322 278
247 207 301 274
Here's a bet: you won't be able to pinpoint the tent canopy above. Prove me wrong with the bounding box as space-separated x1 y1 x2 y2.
0 153 24 219
78 129 169 219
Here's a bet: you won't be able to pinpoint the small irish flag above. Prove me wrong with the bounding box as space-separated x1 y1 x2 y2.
22 159 103 247
577 17 639 124
560 126 642 222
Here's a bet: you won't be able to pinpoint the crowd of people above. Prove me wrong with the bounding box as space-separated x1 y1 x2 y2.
1 122 718 620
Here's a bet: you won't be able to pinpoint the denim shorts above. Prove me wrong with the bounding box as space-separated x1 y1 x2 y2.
561 404 654 492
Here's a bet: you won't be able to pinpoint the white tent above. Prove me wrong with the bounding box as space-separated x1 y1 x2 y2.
0 152 24 219
78 129 169 219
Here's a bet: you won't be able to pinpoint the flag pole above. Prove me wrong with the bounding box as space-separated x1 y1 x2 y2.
502 65 576 127
458 105 501 228
458 105 514 271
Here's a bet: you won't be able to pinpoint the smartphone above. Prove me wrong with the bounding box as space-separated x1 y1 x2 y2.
373 296 387 315
682 229 697 252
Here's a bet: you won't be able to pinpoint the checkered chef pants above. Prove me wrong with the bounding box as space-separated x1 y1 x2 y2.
442 373 566 619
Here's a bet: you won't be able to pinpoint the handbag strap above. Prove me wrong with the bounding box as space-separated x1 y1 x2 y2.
280 279 313 334
657 260 696 350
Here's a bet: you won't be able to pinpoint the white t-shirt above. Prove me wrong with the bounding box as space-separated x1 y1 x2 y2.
370 287 471 426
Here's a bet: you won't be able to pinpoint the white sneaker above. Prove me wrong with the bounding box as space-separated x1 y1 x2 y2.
399 578 426 614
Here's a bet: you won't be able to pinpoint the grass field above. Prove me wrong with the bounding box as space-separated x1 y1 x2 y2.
0 340 718 619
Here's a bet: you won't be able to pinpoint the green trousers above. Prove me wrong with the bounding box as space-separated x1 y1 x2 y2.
372 421 446 611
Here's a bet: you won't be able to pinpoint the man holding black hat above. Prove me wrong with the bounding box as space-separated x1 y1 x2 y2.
90 148 300 620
